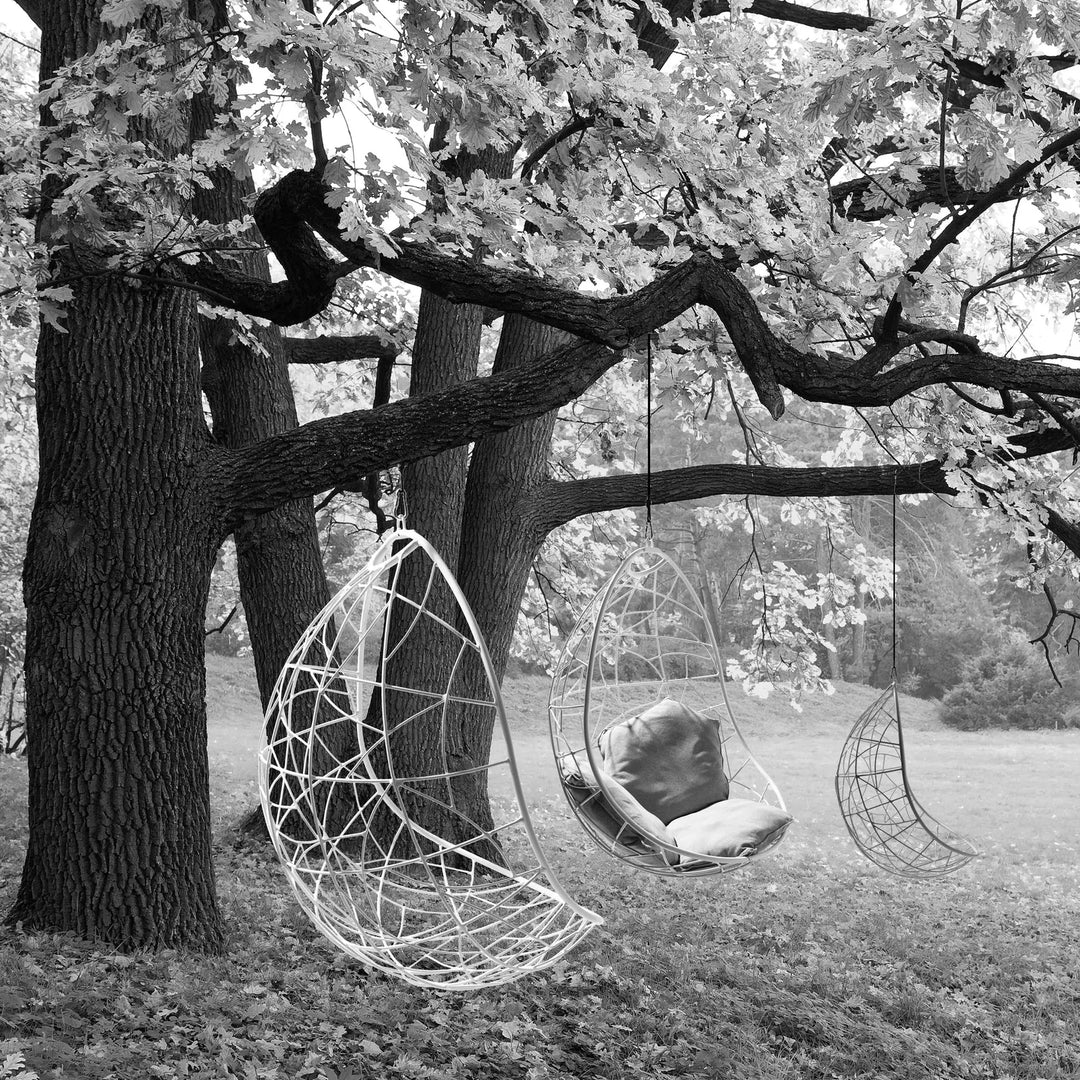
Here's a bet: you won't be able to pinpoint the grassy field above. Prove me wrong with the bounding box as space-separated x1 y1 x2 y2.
2 654 1079 1079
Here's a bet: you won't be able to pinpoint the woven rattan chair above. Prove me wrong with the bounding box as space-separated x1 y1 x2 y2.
259 527 601 990
835 683 978 878
548 545 790 877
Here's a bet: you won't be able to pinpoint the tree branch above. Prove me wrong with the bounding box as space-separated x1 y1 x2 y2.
830 166 1013 222
284 334 399 364
536 460 954 533
881 122 1080 338
219 338 618 530
697 0 1077 93
194 170 1080 420
535 430 1080 562
520 116 595 181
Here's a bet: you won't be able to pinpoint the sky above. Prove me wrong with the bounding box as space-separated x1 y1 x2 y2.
0 1 36 48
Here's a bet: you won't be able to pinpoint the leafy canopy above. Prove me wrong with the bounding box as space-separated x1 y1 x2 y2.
6 0 1080 692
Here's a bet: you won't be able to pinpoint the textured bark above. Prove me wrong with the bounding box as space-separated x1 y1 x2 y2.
10 273 226 951
284 335 397 365
6 0 231 949
189 44 341 844
533 460 956 534
203 324 332 718
221 337 618 525
216 173 1080 419
431 318 569 859
458 317 567 684
374 292 493 857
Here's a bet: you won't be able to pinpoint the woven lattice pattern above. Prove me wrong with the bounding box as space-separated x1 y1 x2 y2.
259 528 600 990
835 684 978 878
548 546 788 876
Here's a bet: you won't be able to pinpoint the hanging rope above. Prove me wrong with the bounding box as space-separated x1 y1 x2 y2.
891 485 898 681
645 334 653 540
834 482 978 877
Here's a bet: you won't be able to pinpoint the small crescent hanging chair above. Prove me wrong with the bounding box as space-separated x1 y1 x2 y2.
259 526 601 991
834 492 977 879
835 682 978 878
548 545 793 877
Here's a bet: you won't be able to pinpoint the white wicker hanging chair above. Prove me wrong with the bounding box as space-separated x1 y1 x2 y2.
835 683 978 878
259 527 601 991
548 545 791 877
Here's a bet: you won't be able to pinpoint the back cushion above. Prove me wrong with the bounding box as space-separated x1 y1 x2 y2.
600 698 729 823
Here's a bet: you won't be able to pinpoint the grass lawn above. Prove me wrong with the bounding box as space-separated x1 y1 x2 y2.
1 654 1078 1079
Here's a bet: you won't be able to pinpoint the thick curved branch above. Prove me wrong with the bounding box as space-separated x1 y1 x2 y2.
791 348 1080 405
284 334 399 364
536 460 954 533
217 172 793 415
218 338 618 530
187 175 358 324
205 172 1080 418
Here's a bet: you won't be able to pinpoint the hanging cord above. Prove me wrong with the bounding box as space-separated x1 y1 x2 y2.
645 334 653 541
891 484 898 682
393 487 408 531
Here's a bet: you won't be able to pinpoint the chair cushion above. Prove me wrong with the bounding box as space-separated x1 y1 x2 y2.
667 798 793 861
600 698 729 823
559 753 679 866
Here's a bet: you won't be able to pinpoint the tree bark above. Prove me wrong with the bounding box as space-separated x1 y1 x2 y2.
458 317 568 684
190 54 339 839
10 273 226 951
370 292 493 856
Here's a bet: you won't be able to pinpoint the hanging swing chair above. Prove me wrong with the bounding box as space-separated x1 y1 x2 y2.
548 545 793 877
258 525 601 991
835 683 979 878
834 493 978 879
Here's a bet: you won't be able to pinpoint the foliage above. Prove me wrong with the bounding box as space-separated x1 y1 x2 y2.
939 631 1080 730
7 0 1080 696
203 540 249 658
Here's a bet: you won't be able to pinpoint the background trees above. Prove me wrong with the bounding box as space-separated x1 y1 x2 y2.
5 0 1080 949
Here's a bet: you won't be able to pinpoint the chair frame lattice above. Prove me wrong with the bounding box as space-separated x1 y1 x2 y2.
835 683 978 878
548 544 789 877
259 527 601 991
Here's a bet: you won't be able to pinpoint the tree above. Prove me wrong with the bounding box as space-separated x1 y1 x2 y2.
7 0 1080 949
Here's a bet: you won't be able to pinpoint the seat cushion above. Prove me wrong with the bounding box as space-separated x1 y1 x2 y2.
559 753 679 866
667 798 793 861
600 698 729 823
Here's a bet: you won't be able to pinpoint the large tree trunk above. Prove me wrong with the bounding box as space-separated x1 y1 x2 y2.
368 316 564 864
8 274 226 951
372 292 488 854
457 317 566 683
190 74 335 838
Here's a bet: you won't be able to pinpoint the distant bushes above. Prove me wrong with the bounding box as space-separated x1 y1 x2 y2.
939 633 1080 730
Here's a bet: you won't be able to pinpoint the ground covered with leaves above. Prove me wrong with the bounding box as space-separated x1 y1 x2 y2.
2 666 1079 1079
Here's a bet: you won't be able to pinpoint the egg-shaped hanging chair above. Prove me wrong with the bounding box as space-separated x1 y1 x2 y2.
548 545 793 877
835 682 978 878
259 526 601 991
